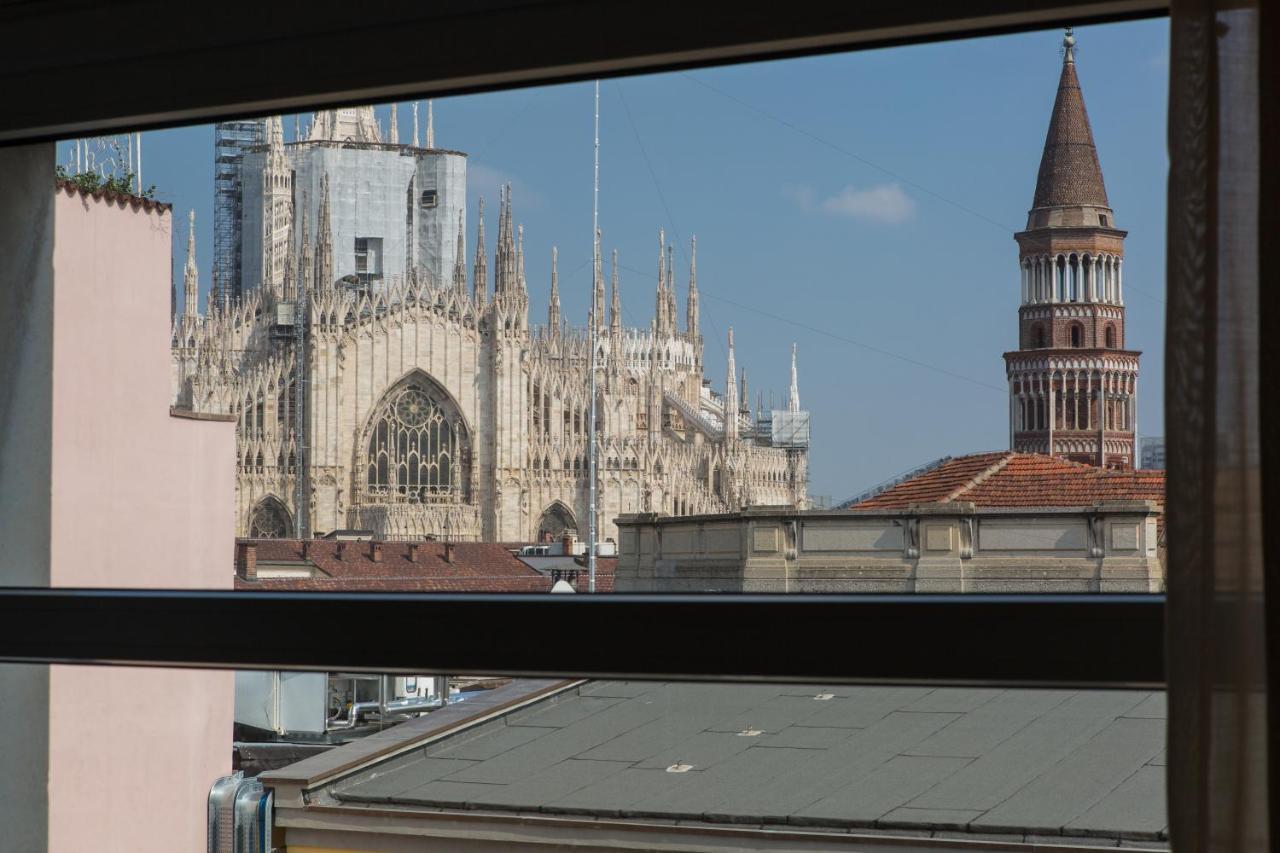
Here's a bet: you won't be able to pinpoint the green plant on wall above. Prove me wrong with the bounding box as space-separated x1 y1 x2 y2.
55 164 156 199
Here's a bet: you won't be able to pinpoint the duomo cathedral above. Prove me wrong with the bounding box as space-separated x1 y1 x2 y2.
172 106 810 542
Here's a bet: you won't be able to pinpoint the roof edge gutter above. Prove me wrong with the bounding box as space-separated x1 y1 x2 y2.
278 802 1156 852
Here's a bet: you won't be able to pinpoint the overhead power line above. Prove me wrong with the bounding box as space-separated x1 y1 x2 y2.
680 72 1167 307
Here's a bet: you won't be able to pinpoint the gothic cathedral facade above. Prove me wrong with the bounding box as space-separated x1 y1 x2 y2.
172 109 810 541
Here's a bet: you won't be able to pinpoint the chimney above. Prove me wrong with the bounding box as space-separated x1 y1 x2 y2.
562 532 575 555
444 541 456 564
371 541 383 563
337 541 348 562
237 541 258 581
302 540 312 559
408 543 421 563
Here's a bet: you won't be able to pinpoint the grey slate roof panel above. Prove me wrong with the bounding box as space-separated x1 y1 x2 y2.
330 681 1169 845
1066 766 1168 839
905 691 1150 811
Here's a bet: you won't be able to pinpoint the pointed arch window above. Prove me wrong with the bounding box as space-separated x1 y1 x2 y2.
248 497 293 539
363 376 471 503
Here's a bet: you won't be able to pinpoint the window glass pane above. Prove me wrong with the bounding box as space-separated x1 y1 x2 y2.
29 21 1169 594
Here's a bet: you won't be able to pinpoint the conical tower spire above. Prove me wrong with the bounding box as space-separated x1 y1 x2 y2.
788 343 801 412
183 208 199 317
548 246 561 332
388 104 399 145
472 196 487 300
1028 27 1111 228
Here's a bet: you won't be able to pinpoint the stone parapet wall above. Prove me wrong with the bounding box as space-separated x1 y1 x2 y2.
616 501 1163 593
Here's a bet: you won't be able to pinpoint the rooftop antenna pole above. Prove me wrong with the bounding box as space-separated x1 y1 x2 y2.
588 79 600 593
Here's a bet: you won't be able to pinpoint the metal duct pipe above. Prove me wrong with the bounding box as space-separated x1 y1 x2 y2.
328 699 383 730
380 696 444 717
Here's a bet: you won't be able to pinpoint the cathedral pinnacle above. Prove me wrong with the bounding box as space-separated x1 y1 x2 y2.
610 248 621 337
452 215 467 292
183 208 199 317
426 100 435 149
473 196 488 300
494 184 518 293
298 196 313 296
788 343 801 413
316 174 334 290
591 227 605 331
412 102 420 147
666 244 677 329
516 224 527 292
388 103 399 145
655 228 668 333
686 236 699 337
725 327 738 441
267 115 284 151
548 245 562 332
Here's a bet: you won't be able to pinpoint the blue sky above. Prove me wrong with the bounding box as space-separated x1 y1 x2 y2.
64 19 1168 502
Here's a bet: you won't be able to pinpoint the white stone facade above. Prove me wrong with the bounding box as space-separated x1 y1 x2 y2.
173 114 809 542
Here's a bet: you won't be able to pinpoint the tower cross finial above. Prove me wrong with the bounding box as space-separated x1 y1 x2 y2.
1063 26 1076 62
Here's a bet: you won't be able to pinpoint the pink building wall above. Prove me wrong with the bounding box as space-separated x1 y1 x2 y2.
45 185 235 852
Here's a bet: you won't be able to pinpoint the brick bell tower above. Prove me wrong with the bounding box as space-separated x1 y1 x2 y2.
1005 28 1139 470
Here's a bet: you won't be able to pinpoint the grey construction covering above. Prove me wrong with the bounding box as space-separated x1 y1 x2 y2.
332 681 1168 846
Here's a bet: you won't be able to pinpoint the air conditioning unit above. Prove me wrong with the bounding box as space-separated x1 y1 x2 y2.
208 772 274 853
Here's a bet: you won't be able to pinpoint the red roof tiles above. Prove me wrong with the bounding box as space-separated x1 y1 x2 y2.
234 539 615 593
853 452 1164 511
55 178 171 214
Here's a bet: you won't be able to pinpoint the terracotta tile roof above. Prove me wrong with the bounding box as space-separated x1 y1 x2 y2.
55 178 171 214
853 452 1164 511
234 539 614 593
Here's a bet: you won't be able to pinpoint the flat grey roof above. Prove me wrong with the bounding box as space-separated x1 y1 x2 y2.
330 682 1168 846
